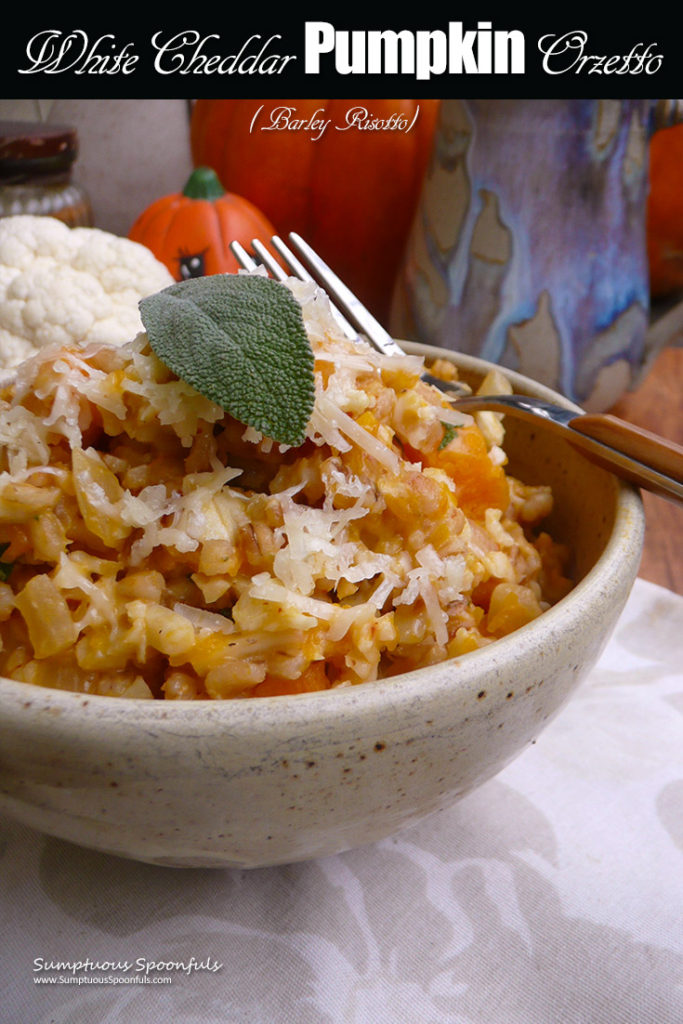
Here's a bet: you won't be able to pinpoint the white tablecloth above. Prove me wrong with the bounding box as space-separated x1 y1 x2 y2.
2 576 682 1024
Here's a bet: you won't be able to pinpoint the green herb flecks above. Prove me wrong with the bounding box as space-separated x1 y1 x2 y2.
139 274 315 447
0 542 13 581
438 422 459 450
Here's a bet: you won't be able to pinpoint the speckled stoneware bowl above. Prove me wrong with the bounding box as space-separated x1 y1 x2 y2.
0 345 645 868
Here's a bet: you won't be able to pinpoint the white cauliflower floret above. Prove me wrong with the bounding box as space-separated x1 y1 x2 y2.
0 214 173 370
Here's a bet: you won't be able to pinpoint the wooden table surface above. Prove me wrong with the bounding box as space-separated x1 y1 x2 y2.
610 343 683 595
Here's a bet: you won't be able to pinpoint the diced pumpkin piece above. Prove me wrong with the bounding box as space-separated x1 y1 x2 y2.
99 674 154 699
446 627 488 657
14 573 79 658
0 480 61 523
144 604 195 657
486 581 543 636
252 660 329 698
72 447 131 547
0 524 31 562
76 624 139 672
204 657 266 698
29 512 68 563
429 424 510 519
0 582 14 622
163 669 205 700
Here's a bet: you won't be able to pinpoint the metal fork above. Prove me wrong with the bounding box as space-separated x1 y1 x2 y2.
229 234 470 397
230 232 683 504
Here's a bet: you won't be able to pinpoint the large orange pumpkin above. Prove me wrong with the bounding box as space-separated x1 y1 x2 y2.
190 99 440 320
647 123 683 298
128 166 278 281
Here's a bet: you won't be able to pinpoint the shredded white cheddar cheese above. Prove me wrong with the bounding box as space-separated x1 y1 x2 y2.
0 273 572 699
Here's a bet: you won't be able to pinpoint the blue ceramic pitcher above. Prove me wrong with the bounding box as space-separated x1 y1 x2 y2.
391 99 681 411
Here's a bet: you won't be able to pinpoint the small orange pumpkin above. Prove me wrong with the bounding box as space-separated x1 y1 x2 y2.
128 166 278 281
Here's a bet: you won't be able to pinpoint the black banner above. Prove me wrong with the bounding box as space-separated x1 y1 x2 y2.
1 14 679 100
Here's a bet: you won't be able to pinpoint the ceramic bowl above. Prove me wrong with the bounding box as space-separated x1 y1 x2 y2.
0 345 645 868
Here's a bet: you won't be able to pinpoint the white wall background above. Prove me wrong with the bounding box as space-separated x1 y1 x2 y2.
0 99 194 236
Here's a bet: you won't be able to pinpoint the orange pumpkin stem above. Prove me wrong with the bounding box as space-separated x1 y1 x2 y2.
182 166 225 201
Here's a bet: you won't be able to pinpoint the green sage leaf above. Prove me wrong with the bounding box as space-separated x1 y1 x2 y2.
139 274 315 447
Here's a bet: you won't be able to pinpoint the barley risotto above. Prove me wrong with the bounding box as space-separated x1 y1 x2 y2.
0 274 571 699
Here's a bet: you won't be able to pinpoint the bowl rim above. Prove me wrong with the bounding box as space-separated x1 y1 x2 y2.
0 345 645 724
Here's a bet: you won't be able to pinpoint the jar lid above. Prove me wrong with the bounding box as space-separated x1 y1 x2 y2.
0 121 79 179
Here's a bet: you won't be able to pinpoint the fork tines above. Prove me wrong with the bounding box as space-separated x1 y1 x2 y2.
229 233 470 397
230 233 404 360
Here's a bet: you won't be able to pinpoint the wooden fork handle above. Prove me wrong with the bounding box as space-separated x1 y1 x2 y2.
569 413 683 483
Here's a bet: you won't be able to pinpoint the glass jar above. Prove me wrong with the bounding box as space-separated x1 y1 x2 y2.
0 121 93 227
